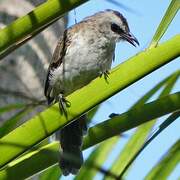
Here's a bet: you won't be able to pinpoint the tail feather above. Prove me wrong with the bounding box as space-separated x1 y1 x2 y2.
59 115 87 176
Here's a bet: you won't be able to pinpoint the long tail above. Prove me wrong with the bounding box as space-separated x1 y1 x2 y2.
59 115 87 176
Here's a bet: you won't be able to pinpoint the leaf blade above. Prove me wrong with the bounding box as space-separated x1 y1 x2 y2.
0 107 34 138
145 139 180 179
76 136 119 180
39 164 61 180
0 93 179 179
149 0 180 48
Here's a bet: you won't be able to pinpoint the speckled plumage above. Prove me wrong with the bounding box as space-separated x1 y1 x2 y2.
44 9 139 176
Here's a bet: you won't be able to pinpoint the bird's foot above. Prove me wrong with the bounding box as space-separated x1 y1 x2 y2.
58 94 71 117
100 70 110 83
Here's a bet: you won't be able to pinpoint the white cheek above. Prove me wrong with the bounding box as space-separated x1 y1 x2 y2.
112 32 121 42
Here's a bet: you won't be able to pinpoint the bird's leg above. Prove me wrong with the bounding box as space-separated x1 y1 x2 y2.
99 70 110 83
58 93 71 117
104 70 110 81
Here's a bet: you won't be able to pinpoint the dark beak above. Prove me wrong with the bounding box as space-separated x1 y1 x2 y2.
122 32 139 47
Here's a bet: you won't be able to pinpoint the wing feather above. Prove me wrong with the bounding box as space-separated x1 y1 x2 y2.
44 30 69 104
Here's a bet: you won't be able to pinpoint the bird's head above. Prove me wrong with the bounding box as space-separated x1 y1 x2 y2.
86 9 139 46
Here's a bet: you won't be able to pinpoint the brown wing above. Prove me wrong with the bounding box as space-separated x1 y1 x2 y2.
44 30 69 104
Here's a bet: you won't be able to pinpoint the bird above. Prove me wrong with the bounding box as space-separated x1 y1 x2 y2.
44 9 139 176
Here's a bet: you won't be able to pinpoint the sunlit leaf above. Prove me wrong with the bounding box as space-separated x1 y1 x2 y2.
87 105 100 122
133 70 179 107
0 142 59 180
104 120 155 180
149 0 180 48
0 93 179 179
104 70 179 179
145 139 180 179
0 107 33 138
76 136 119 180
118 111 180 179
39 164 61 180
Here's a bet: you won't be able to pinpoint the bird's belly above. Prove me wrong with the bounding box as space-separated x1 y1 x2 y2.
52 55 111 96
51 38 115 97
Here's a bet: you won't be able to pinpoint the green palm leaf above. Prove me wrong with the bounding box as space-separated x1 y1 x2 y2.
76 136 119 180
104 70 179 179
39 165 61 180
0 107 35 138
149 0 180 48
0 93 179 179
80 69 179 180
145 139 180 179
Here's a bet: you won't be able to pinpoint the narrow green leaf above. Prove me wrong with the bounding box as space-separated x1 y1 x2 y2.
111 71 179 179
149 0 180 48
158 71 179 97
76 136 119 180
0 107 34 138
103 69 179 179
83 92 180 150
84 68 179 151
0 35 179 169
118 111 180 179
0 142 59 180
104 121 155 180
39 164 61 180
145 139 180 180
141 111 180 156
87 105 100 122
0 93 179 179
133 70 179 107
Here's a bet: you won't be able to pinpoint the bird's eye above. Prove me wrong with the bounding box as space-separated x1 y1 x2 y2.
111 23 124 34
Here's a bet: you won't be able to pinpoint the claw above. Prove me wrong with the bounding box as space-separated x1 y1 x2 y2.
58 94 71 117
99 70 110 82
104 70 110 78
103 70 110 83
